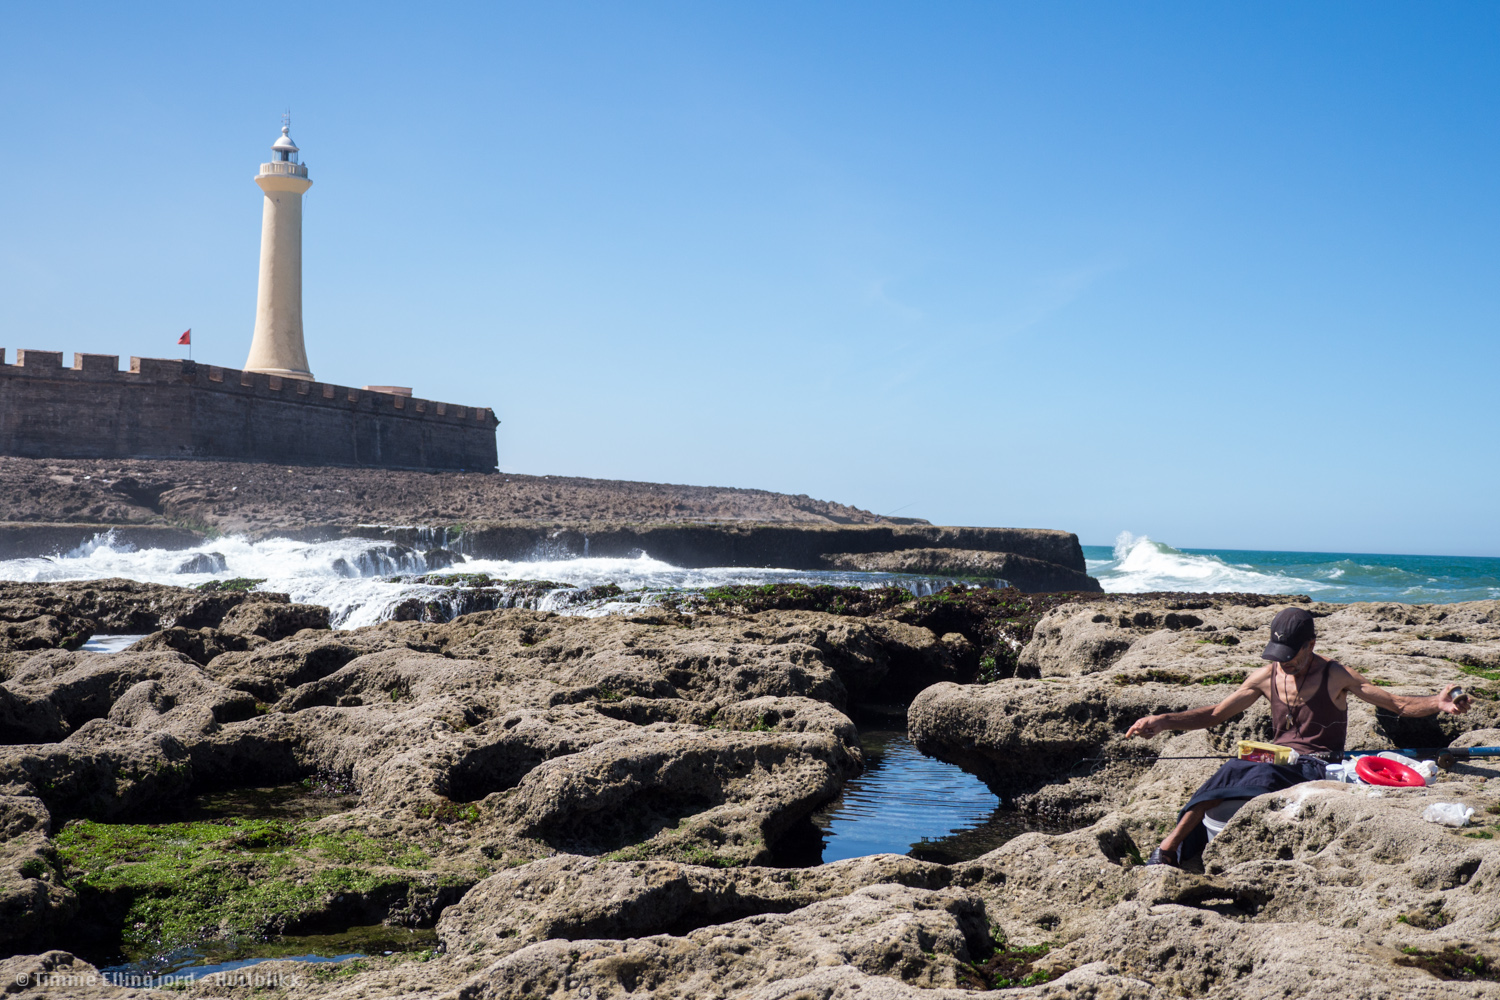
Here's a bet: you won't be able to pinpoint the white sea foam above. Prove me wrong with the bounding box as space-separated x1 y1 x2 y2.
0 532 962 629
1092 532 1327 595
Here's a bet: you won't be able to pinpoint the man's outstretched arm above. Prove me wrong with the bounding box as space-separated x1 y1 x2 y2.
1125 671 1268 739
1340 664 1470 717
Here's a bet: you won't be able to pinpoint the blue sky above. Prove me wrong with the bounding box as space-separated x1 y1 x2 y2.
3 3 1496 555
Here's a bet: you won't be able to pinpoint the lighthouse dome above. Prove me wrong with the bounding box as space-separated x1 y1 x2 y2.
271 127 299 154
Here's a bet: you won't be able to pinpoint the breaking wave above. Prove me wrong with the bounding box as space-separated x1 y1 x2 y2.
0 532 973 630
1089 532 1325 595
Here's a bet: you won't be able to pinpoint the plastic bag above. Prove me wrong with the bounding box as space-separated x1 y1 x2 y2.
1340 755 1374 785
1421 803 1474 827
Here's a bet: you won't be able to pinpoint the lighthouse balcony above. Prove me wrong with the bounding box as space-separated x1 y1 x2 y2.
259 161 309 178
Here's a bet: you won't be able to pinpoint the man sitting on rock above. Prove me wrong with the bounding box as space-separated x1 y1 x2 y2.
1125 607 1470 867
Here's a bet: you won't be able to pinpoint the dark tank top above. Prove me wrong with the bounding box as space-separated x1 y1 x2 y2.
1269 658 1347 757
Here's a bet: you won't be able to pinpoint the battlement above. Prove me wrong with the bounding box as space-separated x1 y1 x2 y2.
0 348 498 471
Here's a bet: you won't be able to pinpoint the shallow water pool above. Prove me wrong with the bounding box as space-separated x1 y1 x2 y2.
81 634 147 653
807 722 1050 865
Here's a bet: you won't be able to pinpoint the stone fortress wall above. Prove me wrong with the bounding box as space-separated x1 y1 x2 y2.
0 349 499 471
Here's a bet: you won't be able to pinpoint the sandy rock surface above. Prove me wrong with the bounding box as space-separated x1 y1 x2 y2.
4 588 1500 998
0 458 906 532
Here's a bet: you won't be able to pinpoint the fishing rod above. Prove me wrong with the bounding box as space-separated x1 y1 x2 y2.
1356 747 1500 758
1080 755 1234 763
1079 747 1500 767
1350 747 1500 764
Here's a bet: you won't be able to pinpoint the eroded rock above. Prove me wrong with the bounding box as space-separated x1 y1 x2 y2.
4 590 1500 1000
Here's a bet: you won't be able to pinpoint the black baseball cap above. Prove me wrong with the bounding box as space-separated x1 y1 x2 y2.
1262 608 1316 662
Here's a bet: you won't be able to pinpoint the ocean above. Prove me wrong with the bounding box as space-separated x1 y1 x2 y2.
1087 532 1500 605
0 529 1493 632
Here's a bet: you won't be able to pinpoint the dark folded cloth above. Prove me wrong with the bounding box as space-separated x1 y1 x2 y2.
1175 758 1328 863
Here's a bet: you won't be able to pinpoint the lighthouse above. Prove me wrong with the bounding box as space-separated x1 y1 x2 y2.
244 121 315 380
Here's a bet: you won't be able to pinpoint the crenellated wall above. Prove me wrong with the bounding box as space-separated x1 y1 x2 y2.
0 349 498 471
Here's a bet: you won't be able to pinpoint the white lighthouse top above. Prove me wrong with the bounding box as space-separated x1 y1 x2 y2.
260 119 308 178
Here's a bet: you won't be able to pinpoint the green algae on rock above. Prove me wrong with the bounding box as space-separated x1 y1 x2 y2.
53 817 480 960
682 583 916 617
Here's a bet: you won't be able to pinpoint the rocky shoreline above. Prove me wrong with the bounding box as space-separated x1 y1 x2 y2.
0 459 1100 594
3 582 1500 997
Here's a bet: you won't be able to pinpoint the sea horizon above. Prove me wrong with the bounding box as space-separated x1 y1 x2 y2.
1086 532 1500 604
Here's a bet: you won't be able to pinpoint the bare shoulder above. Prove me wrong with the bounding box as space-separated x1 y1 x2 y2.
1323 657 1362 690
1242 662 1275 691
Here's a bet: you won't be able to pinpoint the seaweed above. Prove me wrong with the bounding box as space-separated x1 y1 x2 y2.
195 578 265 593
52 817 475 960
1396 945 1499 981
957 937 1071 990
691 583 915 617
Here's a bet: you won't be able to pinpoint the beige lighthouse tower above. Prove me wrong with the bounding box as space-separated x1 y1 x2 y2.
244 121 315 380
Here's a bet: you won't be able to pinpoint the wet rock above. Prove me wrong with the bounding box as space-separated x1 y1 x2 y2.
391 578 583 623
820 548 1103 594
421 547 463 570
331 542 418 578
174 551 227 574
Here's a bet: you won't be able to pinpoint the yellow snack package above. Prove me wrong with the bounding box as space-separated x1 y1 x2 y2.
1237 741 1297 764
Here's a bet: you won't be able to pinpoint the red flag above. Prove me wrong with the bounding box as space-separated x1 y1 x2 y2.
178 329 191 345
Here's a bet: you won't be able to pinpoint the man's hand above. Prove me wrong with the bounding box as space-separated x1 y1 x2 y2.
1438 684 1471 715
1126 715 1164 739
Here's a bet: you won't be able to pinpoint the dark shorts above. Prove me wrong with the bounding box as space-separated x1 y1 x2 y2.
1175 758 1328 862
